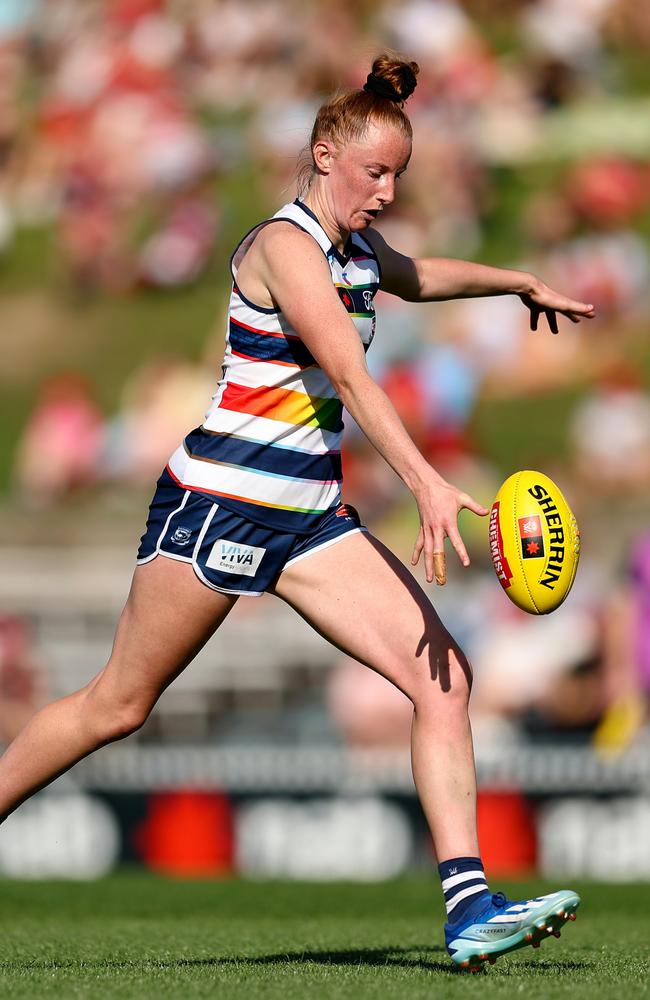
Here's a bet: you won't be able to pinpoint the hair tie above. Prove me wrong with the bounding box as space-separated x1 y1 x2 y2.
363 73 402 103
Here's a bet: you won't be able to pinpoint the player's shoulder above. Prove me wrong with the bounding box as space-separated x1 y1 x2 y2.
254 219 327 273
256 219 315 252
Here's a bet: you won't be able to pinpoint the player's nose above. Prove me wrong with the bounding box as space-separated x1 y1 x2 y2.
378 176 396 206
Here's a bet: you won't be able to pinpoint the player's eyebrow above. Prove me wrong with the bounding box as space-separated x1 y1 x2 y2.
366 162 409 174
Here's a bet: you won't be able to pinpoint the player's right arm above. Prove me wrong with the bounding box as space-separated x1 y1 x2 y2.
246 223 488 583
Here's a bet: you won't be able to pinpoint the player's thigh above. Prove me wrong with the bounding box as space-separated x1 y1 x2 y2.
271 531 471 702
92 555 238 706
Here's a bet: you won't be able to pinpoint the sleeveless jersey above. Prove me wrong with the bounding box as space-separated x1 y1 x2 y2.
166 199 381 533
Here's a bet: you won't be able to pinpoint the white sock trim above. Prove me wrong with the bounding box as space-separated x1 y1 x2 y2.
441 869 485 893
446 882 489 915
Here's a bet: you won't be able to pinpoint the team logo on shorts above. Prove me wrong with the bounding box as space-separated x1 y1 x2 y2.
171 526 192 545
518 515 545 559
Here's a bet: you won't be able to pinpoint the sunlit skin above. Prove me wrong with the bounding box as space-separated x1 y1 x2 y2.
302 121 412 248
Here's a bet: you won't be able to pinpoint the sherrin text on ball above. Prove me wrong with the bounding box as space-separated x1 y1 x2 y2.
489 470 580 614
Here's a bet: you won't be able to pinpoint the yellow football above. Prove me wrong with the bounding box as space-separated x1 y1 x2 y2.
489 470 580 614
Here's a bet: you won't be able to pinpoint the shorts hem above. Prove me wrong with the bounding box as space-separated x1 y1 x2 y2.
136 551 159 566
283 526 367 570
191 558 264 596
136 550 264 597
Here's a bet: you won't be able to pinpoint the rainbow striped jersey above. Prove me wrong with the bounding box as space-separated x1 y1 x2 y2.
166 199 381 532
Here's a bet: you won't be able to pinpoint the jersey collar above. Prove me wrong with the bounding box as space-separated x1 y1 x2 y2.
293 199 354 266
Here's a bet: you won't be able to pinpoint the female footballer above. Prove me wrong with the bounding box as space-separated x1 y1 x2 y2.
0 54 593 970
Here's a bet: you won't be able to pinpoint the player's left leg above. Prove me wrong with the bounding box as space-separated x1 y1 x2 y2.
271 529 580 969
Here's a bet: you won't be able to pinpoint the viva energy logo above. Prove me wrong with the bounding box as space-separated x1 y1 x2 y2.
206 538 266 577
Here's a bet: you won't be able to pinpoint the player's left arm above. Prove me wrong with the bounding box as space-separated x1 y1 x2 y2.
364 228 595 334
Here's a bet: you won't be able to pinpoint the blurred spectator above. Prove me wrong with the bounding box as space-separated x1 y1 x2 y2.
469 600 602 745
595 530 650 754
104 357 214 484
519 0 614 67
11 0 217 293
569 363 650 490
327 654 412 747
14 372 104 507
567 158 650 229
0 0 648 316
138 191 218 289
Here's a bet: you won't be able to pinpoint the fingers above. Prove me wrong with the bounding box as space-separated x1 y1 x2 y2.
529 293 596 332
424 526 467 584
550 301 595 323
433 551 446 586
460 493 489 517
447 524 469 568
414 526 454 584
411 526 424 567
415 489 489 584
412 522 446 584
414 477 494 584
545 309 558 335
430 525 446 584
567 306 595 322
565 298 595 317
530 305 540 331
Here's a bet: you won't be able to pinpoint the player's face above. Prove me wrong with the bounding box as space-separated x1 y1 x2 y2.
330 121 412 232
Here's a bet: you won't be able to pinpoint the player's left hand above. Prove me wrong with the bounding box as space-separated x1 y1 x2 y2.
410 473 489 585
519 278 595 334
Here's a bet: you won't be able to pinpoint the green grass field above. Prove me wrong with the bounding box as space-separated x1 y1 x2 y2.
0 876 648 999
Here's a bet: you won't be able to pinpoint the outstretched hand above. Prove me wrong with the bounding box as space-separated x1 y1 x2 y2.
519 279 595 334
411 475 489 585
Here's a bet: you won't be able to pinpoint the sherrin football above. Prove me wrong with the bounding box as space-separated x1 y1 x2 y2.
489 470 580 614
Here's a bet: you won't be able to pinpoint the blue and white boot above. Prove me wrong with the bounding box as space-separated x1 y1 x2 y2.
445 889 580 971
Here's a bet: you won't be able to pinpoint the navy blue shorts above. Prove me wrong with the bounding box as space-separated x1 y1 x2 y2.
136 468 367 596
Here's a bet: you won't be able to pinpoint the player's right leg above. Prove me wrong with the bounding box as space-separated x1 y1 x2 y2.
0 556 237 822
272 529 581 971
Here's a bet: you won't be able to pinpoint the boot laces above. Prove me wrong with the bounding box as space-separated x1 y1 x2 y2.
491 891 508 908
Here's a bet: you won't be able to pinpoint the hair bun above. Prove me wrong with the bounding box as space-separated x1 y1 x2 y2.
363 53 419 104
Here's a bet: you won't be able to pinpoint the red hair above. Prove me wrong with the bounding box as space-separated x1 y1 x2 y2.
298 53 419 195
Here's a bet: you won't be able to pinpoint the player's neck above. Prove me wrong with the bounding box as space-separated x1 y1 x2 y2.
300 189 348 254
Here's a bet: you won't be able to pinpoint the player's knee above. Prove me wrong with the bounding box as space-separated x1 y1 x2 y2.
84 680 153 742
105 699 151 741
451 645 473 694
410 642 473 711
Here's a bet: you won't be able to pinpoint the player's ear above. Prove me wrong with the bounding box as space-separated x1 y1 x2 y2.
312 139 336 176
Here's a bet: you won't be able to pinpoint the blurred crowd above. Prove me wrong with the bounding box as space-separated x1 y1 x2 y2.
2 0 650 753
1 0 650 289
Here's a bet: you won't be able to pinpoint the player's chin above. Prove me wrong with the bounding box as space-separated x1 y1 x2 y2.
350 211 375 230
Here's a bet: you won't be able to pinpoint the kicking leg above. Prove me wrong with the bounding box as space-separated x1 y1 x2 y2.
272 530 477 861
272 530 581 970
0 557 237 821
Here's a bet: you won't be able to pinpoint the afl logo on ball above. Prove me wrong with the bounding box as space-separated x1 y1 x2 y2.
518 515 545 559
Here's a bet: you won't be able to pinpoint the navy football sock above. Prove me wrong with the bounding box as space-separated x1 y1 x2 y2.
438 856 490 922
